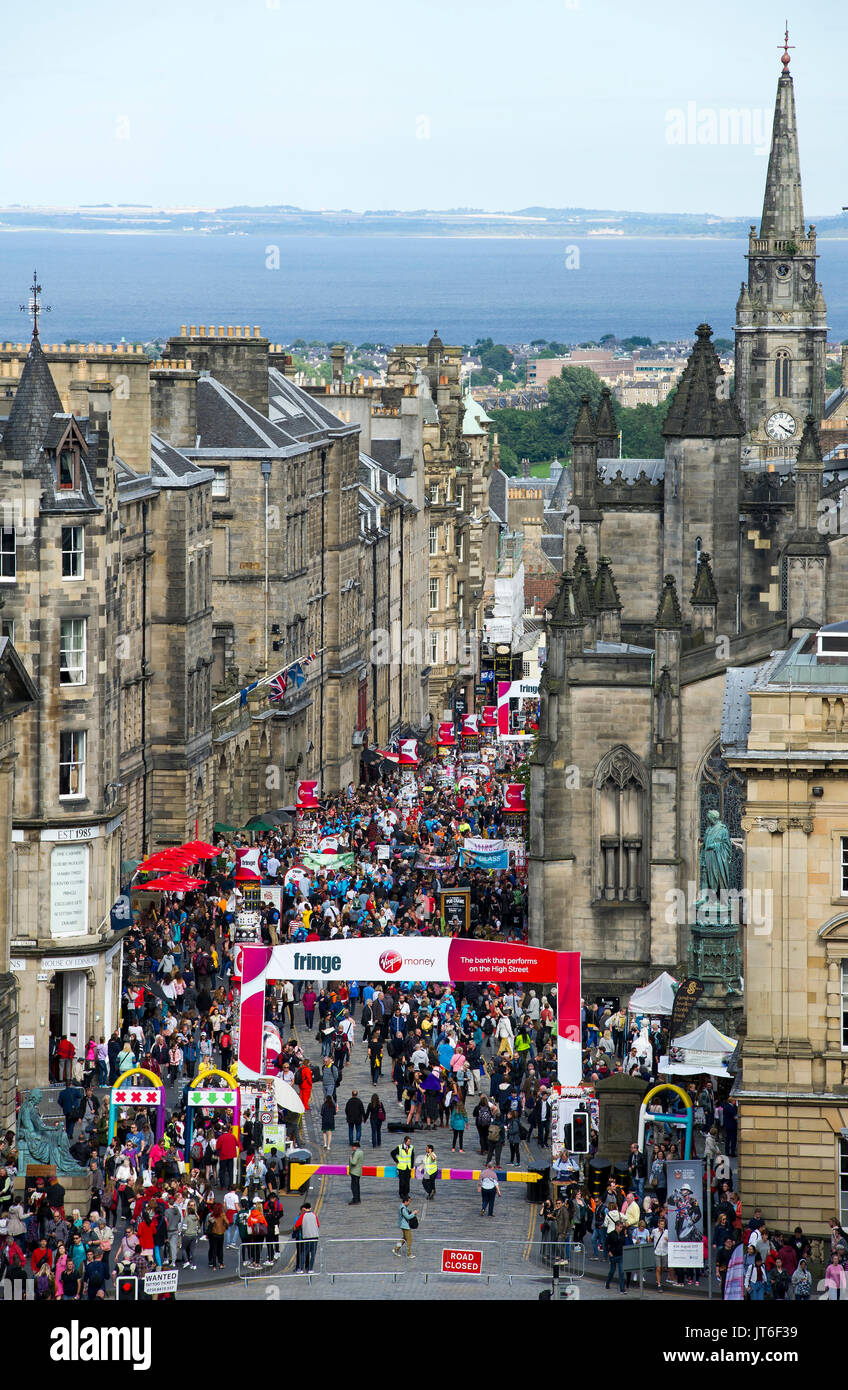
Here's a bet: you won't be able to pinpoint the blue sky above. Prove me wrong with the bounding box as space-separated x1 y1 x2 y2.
5 0 846 215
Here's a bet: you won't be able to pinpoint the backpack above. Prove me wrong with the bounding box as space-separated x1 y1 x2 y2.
36 1271 50 1297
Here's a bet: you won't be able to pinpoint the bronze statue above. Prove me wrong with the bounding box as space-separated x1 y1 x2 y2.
15 1089 89 1176
699 808 732 894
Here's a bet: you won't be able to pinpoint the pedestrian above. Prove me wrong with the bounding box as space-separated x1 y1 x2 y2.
392 1198 418 1258
182 1202 200 1269
506 1111 522 1165
449 1100 468 1151
349 1142 363 1205
320 1093 337 1150
293 1202 319 1273
422 1143 438 1201
391 1136 415 1198
746 1253 768 1300
605 1218 627 1293
205 1202 227 1271
478 1163 501 1217
652 1216 669 1289
345 1089 365 1145
364 1093 385 1148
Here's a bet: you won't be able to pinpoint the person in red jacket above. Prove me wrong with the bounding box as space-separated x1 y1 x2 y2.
215 1129 241 1189
31 1238 54 1274
137 1212 156 1257
57 1035 75 1083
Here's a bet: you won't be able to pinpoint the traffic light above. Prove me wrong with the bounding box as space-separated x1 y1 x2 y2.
571 1109 590 1154
117 1276 138 1301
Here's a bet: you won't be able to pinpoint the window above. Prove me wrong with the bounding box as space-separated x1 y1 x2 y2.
1 618 13 643
842 962 848 1050
211 468 229 498
57 447 78 490
60 619 86 685
842 840 848 897
456 530 465 563
457 485 466 512
0 527 15 581
457 579 464 615
429 483 439 506
596 746 646 901
429 577 439 611
445 574 451 607
429 631 439 666
61 526 84 579
841 1136 848 1228
774 351 791 398
523 661 531 678
429 525 438 556
59 730 86 798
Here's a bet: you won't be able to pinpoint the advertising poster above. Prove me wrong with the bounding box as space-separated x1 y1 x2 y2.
440 889 470 936
462 837 509 871
666 1159 705 1267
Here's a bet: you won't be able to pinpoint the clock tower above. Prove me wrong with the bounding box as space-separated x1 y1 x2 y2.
734 38 827 467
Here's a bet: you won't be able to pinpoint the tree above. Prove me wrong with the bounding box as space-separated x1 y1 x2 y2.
826 361 843 392
479 343 513 375
621 336 652 350
547 366 606 443
712 337 734 354
600 333 617 345
499 443 519 475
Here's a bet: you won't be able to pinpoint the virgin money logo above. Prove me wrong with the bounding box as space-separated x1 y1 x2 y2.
379 949 403 974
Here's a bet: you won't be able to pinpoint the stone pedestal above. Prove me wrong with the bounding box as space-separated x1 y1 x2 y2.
13 1164 92 1215
595 1073 651 1163
687 898 745 1039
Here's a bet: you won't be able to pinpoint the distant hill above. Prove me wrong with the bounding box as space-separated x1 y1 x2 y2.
1 204 846 238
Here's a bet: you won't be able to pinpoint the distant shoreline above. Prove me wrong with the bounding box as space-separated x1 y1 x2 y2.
2 225 848 243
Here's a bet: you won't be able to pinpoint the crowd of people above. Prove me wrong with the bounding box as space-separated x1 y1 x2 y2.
1 745 846 1301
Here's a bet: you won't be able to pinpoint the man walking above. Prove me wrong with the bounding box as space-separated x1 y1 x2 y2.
349 1142 363 1205
605 1217 627 1293
391 1136 415 1199
57 1080 82 1140
479 1163 501 1217
627 1142 646 1201
294 1202 320 1273
345 1090 365 1145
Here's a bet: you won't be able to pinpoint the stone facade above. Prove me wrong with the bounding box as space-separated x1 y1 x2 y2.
725 626 848 1231
530 58 841 1016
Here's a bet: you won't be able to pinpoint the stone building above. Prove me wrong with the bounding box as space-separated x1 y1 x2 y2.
724 623 848 1230
0 637 37 1131
530 53 843 1033
0 335 127 1087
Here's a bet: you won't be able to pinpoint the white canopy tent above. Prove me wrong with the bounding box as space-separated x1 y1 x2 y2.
626 971 678 1017
659 1019 737 1079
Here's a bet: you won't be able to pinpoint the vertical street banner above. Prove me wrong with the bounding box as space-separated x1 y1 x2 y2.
669 977 704 1038
666 1158 705 1267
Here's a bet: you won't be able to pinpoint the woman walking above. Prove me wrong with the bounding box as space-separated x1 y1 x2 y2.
450 1101 468 1152
364 1093 385 1148
320 1093 337 1151
206 1202 228 1271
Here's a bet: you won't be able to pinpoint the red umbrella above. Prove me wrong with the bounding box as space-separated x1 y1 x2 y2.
131 874 207 893
131 876 179 892
138 847 196 872
180 840 220 860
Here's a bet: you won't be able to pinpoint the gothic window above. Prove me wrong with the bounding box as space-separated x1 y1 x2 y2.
699 743 746 894
774 351 791 398
595 746 647 902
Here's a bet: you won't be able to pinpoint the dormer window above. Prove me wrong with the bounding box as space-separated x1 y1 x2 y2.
57 445 80 491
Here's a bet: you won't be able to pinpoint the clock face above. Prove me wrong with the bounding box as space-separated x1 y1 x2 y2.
766 410 796 440
776 263 791 278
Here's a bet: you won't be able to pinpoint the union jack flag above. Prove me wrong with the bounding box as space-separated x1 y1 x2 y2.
269 672 288 703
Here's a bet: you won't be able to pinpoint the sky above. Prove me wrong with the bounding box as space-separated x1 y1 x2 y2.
4 0 847 216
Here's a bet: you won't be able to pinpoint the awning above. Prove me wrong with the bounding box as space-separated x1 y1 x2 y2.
627 971 678 1016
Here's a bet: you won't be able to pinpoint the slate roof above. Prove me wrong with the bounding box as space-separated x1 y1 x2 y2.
488 468 509 525
195 376 299 450
268 367 352 437
2 335 63 470
721 652 789 753
151 434 215 486
546 462 572 512
597 458 665 484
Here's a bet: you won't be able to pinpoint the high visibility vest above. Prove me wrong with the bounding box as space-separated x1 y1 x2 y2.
396 1147 413 1171
424 1153 438 1177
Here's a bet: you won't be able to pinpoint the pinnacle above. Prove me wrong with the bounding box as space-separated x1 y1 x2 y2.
655 574 683 629
691 552 719 606
662 324 745 439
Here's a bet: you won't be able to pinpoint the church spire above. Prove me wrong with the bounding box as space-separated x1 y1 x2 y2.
760 29 805 241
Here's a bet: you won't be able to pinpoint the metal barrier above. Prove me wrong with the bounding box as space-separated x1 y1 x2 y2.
239 1236 318 1282
243 1236 586 1286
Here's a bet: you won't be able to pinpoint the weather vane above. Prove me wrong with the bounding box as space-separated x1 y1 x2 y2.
19 269 51 339
779 21 794 71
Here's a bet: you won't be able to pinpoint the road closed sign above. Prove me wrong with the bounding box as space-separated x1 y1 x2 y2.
441 1247 483 1275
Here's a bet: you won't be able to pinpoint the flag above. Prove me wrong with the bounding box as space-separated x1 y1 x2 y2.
289 663 305 688
239 680 258 707
269 672 288 703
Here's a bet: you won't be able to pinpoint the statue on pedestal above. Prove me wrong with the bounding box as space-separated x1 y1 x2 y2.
695 809 734 926
15 1089 89 1176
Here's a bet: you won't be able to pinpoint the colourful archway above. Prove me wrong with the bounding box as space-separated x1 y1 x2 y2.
185 1066 241 1161
109 1068 167 1144
638 1083 693 1159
